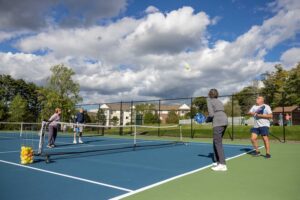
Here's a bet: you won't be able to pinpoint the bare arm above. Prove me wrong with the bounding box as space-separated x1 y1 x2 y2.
256 113 273 119
247 111 273 119
248 111 256 116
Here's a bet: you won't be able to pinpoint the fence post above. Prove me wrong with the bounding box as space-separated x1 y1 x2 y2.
120 101 123 135
191 97 193 138
97 104 100 135
231 94 234 141
130 101 133 134
158 100 161 136
282 92 286 143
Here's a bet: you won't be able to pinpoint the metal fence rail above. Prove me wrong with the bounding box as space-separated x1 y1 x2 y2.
74 92 298 142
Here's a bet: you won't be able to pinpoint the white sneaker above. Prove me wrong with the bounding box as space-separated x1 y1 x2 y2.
78 138 83 144
211 164 227 171
212 162 218 167
73 140 77 144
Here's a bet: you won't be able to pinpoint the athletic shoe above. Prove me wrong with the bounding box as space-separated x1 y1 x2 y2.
266 154 271 159
212 162 218 167
47 145 53 148
211 164 227 171
73 140 77 144
252 151 261 157
79 138 83 144
51 144 55 148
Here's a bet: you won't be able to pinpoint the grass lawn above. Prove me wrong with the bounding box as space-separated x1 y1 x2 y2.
124 140 300 200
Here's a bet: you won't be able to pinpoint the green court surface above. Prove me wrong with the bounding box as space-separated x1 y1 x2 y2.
125 140 300 200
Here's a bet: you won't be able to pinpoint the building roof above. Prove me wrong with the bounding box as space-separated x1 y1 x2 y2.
99 103 190 111
155 104 190 111
273 105 299 113
101 103 133 111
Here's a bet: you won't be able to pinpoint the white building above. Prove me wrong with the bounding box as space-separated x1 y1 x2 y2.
88 103 191 125
100 103 135 126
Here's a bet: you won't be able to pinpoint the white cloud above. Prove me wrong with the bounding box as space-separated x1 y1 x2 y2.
0 52 55 84
145 6 159 14
0 31 31 43
1 2 300 103
124 7 211 54
0 32 14 42
280 47 300 67
268 0 300 12
0 0 127 30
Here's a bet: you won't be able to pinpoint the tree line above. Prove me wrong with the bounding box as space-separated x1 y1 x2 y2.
1 63 299 123
192 63 300 117
0 64 81 122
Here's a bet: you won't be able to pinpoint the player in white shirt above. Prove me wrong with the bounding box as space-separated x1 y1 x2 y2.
248 96 273 158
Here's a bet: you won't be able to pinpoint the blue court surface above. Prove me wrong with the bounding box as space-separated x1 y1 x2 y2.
0 133 253 200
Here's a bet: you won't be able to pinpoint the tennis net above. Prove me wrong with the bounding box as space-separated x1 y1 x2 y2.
34 122 184 161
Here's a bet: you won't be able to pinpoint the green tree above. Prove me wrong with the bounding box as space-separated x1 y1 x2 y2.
97 109 106 125
111 116 119 126
261 65 289 107
144 112 160 124
85 112 95 123
234 86 258 115
135 103 156 114
0 100 7 121
166 110 179 124
97 108 106 134
8 94 30 122
47 64 82 120
0 75 40 121
285 63 300 105
144 112 151 124
192 97 207 116
37 88 62 120
224 100 242 117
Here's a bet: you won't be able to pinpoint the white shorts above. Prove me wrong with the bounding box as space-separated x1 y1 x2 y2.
73 124 84 132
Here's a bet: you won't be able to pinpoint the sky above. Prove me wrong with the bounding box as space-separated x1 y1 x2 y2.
0 0 299 103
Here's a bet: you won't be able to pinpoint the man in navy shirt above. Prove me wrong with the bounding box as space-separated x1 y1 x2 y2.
73 108 85 144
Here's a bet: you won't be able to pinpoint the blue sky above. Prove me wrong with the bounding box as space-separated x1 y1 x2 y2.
126 0 271 39
124 0 293 61
0 0 299 103
0 0 297 60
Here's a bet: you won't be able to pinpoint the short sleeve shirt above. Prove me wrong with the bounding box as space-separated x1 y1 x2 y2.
249 104 272 128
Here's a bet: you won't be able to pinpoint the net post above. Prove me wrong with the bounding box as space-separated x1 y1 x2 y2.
179 124 183 141
282 92 286 143
119 101 123 135
20 122 23 137
231 94 234 141
134 125 137 146
97 104 100 135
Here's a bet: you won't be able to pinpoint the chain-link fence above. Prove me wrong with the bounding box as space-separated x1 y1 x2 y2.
76 92 299 142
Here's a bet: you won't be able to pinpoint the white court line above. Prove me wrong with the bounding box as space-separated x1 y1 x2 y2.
110 146 264 200
0 159 133 192
189 142 254 148
0 136 18 139
0 150 20 154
